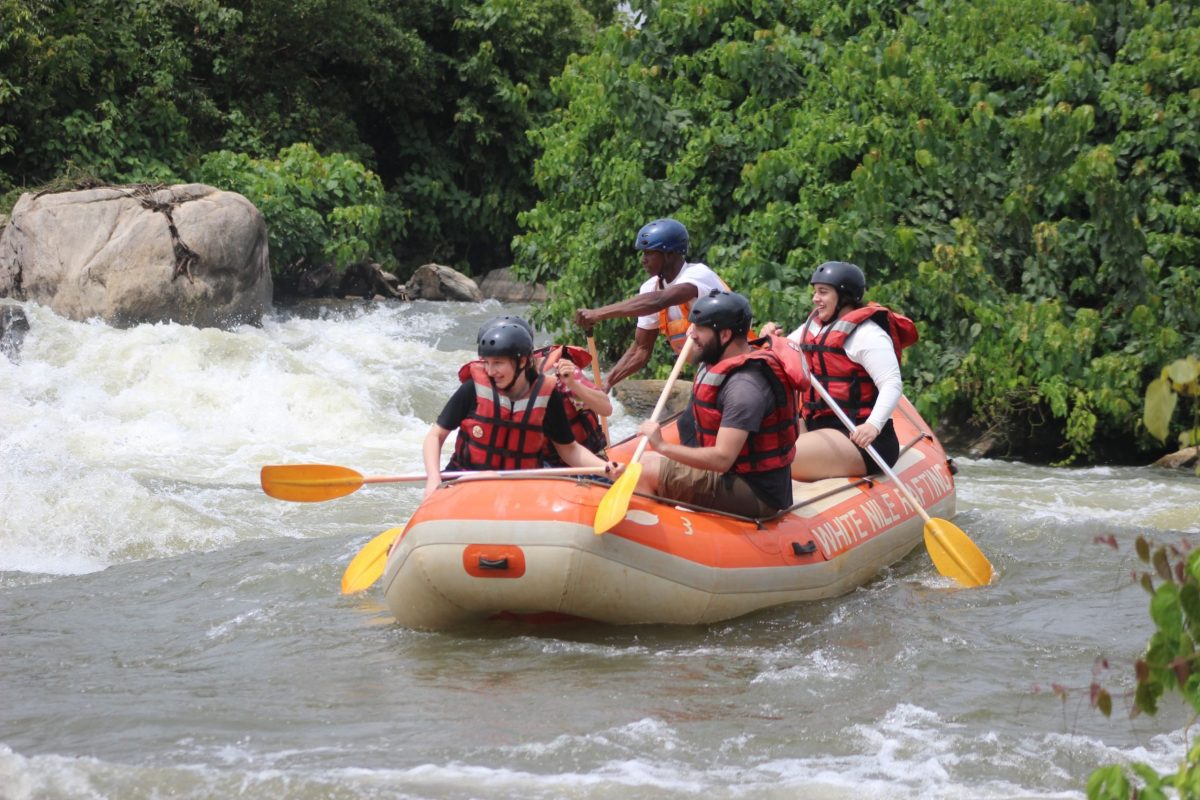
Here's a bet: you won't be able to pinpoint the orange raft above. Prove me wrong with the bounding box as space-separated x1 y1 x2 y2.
381 398 956 630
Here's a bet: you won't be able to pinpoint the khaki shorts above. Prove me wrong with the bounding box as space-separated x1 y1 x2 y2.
657 460 776 517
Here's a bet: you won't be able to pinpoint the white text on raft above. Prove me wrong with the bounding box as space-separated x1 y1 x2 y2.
809 465 953 557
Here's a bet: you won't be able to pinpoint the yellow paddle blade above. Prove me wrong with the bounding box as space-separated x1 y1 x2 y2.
594 462 642 534
260 464 365 502
923 518 993 587
341 527 402 594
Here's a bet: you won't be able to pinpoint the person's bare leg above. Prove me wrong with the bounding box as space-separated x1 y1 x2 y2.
789 429 868 481
636 452 662 494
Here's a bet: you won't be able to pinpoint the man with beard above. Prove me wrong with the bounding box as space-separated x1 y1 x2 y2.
632 291 806 517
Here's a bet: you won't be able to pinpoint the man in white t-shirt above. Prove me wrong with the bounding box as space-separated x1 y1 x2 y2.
574 218 727 391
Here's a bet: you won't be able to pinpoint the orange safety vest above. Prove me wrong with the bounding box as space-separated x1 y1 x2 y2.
452 362 557 470
799 303 918 423
656 272 732 353
690 335 805 474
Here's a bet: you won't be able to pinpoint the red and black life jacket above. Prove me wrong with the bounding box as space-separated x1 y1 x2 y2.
458 344 606 464
690 334 805 474
451 362 557 470
799 303 918 423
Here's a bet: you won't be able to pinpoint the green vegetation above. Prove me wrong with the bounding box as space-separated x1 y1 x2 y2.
514 0 1200 464
0 0 606 276
1144 355 1200 467
1088 537 1200 799
2 0 1198 465
196 144 394 285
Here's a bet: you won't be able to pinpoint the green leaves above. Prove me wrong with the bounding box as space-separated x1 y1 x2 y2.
1143 356 1200 454
515 0 1200 464
196 143 391 279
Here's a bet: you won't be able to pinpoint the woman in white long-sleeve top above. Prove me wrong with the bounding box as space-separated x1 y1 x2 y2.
761 261 918 481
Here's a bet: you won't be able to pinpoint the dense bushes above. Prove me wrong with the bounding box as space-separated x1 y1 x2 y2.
0 0 605 277
3 0 1198 461
514 0 1200 463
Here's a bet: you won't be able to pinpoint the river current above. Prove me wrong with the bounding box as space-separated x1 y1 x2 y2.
2 299 1198 799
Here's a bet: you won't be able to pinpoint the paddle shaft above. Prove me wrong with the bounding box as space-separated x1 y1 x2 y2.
586 335 610 444
366 466 606 484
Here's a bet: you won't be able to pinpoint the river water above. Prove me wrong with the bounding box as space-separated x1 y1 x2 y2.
2 299 1198 799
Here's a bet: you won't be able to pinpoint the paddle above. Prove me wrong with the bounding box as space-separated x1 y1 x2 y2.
594 336 695 534
261 464 607 503
586 335 611 444
804 372 993 587
340 526 402 594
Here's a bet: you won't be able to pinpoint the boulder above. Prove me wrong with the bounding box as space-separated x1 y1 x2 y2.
405 263 483 302
612 379 692 419
0 183 272 327
0 304 29 362
478 267 548 303
1153 446 1199 470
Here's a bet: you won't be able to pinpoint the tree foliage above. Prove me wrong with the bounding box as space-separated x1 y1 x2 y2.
0 0 605 275
514 0 1200 463
1088 537 1200 799
196 143 392 283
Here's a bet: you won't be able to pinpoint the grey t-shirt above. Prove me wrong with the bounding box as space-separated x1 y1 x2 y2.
708 366 793 510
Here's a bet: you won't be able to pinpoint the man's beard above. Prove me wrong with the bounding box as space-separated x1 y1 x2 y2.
699 336 727 366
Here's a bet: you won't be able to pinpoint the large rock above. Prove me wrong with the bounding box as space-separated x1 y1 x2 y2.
1154 446 1199 470
478 267 548 303
406 263 483 302
0 183 272 327
612 379 692 419
0 304 29 362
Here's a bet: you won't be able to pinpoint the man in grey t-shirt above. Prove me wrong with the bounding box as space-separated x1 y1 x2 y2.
632 291 801 517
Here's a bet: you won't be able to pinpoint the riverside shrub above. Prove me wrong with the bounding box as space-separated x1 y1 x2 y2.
515 0 1200 463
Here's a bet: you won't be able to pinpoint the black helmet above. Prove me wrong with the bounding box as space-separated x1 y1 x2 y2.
688 290 752 335
476 314 533 344
634 218 689 255
478 322 533 360
809 261 866 304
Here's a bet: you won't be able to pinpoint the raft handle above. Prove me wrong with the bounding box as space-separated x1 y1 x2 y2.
478 556 510 570
791 541 817 556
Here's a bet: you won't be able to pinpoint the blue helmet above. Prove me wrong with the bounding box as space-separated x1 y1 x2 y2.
634 218 689 255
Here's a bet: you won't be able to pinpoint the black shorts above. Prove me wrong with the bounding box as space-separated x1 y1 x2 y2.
804 416 899 475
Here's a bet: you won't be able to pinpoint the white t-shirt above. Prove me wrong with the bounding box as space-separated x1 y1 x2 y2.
635 262 727 331
788 317 903 433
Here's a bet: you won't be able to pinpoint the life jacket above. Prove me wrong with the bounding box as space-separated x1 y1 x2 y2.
656 270 731 353
536 345 607 465
456 344 605 465
451 362 557 470
690 334 805 474
799 303 918 423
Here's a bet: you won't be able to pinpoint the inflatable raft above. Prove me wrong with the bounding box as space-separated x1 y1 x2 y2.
380 397 956 629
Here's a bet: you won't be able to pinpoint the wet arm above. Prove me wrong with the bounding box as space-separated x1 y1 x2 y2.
576 282 700 328
563 372 613 416
553 440 609 469
604 326 658 390
643 423 749 474
422 424 452 499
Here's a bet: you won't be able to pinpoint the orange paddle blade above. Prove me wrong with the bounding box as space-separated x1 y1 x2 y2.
341 527 402 594
593 461 642 534
260 464 365 502
923 518 993 587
